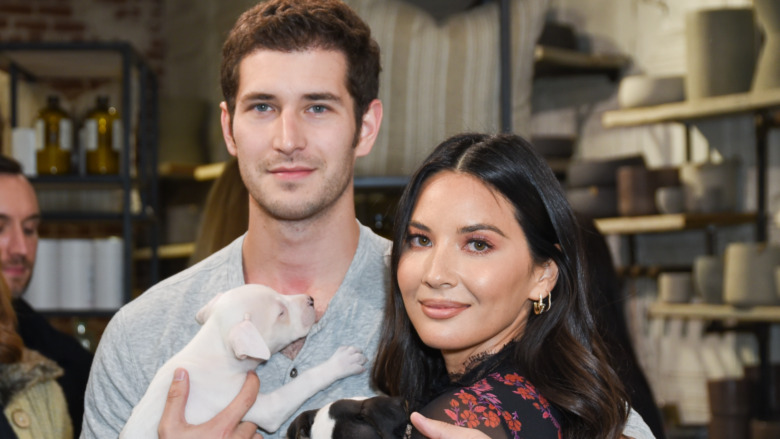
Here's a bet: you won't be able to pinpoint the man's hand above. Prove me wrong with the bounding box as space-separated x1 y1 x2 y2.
158 367 264 439
410 412 491 439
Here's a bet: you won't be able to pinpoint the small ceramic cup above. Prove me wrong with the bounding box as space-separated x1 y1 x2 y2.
658 272 693 303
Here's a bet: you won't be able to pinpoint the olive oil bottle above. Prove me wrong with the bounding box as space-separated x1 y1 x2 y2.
35 95 72 175
85 96 120 175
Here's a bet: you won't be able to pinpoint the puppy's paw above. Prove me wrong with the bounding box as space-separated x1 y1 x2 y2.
329 345 367 378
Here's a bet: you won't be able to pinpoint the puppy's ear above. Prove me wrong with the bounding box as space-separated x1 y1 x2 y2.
228 314 271 360
286 408 317 439
195 293 224 324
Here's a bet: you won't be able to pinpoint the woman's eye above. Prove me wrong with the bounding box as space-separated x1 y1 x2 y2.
408 234 431 247
467 240 491 252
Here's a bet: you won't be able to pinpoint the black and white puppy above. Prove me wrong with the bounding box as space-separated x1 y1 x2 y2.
287 396 410 439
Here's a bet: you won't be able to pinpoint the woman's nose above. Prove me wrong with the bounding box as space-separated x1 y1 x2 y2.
421 245 456 289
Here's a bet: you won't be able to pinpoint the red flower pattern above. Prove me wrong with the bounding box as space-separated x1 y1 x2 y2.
430 372 561 439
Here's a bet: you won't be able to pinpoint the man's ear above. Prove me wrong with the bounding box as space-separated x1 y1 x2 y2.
220 101 238 157
354 99 383 158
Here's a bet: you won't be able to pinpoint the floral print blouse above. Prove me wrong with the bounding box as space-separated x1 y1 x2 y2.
411 349 563 439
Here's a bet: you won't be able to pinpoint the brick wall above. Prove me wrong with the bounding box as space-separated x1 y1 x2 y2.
0 0 165 79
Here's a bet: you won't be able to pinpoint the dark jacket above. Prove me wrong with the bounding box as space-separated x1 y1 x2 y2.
12 298 93 437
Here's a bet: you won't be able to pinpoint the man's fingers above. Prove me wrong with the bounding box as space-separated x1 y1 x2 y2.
410 412 490 439
233 421 262 438
159 368 190 435
221 371 261 425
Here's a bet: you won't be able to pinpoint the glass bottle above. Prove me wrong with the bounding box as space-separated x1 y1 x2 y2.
35 95 72 175
85 96 120 175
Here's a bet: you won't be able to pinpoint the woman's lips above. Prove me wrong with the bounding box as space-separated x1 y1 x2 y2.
419 300 469 319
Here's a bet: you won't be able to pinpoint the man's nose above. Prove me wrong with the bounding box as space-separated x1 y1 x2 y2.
4 224 31 257
272 111 306 154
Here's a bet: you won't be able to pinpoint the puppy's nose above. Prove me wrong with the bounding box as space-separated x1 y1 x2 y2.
307 296 314 307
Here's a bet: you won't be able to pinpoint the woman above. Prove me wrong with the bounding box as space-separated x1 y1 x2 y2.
0 268 72 439
373 133 629 438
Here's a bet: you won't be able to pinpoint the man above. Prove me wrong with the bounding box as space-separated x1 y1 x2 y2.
83 1 655 438
82 1 386 438
0 154 94 437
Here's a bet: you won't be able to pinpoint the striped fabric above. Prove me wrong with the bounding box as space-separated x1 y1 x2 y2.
346 0 548 176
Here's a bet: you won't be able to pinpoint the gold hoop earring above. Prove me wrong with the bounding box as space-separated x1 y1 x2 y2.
533 291 551 315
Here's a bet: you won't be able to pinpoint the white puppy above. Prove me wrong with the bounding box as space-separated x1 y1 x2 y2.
120 284 367 438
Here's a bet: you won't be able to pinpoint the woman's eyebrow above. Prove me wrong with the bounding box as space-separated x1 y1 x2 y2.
459 223 506 237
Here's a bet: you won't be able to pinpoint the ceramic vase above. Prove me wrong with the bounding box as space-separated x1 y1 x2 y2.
723 242 780 307
679 160 739 213
686 8 757 99
694 255 724 304
752 0 780 91
658 272 693 303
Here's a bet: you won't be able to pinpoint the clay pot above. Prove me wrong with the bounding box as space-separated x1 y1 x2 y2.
565 186 617 219
530 136 575 158
751 420 780 439
618 75 685 108
617 165 656 216
655 186 686 214
566 155 645 188
679 160 739 213
693 255 724 303
709 415 750 439
752 0 780 91
708 378 751 415
723 242 780 306
685 8 757 99
776 266 780 300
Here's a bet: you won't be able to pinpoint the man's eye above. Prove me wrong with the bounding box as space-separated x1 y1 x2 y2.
254 103 271 112
310 105 327 113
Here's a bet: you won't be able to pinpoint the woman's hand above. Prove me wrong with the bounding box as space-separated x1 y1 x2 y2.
410 412 491 439
158 367 264 439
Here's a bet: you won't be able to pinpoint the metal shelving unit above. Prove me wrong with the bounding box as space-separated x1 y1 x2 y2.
599 90 780 422
0 41 160 310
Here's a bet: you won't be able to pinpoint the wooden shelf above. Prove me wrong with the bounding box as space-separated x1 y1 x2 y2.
133 242 194 260
193 162 226 181
594 212 757 235
602 88 780 128
648 302 780 323
158 162 199 179
182 161 410 189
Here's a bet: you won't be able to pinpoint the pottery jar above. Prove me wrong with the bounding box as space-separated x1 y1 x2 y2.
694 255 725 304
723 242 780 307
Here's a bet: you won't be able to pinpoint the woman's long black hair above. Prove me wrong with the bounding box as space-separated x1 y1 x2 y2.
372 133 629 439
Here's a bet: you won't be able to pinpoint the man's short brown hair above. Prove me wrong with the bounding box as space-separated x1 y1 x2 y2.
220 0 381 125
